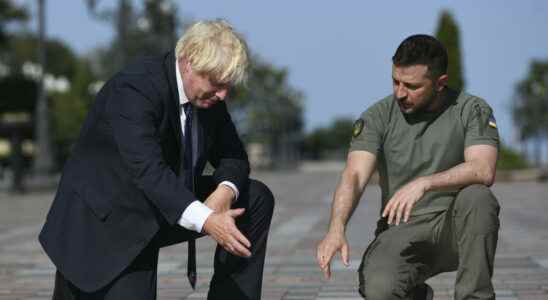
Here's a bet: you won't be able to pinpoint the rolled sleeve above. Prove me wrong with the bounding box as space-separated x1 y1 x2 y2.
463 98 500 148
349 107 385 155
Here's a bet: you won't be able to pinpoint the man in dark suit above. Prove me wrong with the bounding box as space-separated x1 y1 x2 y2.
39 20 275 300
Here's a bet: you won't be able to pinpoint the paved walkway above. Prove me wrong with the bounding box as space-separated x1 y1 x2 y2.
1 169 547 299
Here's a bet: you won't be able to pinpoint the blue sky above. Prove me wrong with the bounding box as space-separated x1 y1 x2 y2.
19 0 548 146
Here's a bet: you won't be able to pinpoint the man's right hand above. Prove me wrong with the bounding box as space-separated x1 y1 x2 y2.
202 208 252 258
316 230 350 279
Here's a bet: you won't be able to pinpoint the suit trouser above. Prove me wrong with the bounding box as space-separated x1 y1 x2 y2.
358 184 500 300
52 177 275 300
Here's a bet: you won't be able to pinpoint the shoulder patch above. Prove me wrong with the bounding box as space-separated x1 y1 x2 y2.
352 119 365 137
488 114 497 128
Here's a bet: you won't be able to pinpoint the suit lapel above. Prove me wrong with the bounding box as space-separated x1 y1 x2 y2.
164 52 206 177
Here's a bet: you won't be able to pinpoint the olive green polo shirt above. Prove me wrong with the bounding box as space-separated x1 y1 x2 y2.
349 88 500 216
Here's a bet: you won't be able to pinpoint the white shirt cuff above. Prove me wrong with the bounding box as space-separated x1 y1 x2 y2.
220 181 239 200
178 201 214 233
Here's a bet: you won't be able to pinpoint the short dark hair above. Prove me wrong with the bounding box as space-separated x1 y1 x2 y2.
392 34 448 79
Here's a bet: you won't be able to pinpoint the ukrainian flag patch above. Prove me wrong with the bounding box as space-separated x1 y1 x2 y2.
488 115 497 129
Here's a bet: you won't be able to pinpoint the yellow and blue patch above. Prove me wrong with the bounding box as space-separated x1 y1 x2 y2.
488 115 497 129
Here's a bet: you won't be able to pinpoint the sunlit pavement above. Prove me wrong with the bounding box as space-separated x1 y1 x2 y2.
1 168 547 299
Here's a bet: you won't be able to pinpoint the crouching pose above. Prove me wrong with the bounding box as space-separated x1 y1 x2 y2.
40 20 274 300
317 34 500 300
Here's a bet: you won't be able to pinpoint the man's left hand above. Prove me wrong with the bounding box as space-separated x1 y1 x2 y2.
382 177 430 225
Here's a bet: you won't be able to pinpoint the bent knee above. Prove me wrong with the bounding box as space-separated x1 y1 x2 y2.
459 184 492 197
359 272 405 300
249 179 275 212
456 184 500 213
455 184 500 234
359 258 407 300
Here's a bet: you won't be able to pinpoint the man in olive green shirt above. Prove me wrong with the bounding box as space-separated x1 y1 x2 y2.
317 35 500 300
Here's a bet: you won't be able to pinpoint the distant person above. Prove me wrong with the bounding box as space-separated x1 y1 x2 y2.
317 34 500 300
40 19 275 300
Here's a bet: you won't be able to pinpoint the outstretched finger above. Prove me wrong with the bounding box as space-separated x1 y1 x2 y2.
382 200 392 218
317 246 333 268
316 247 324 267
232 226 251 249
228 208 246 218
396 201 406 225
230 238 252 257
341 243 350 266
321 260 331 279
404 204 413 223
387 201 398 225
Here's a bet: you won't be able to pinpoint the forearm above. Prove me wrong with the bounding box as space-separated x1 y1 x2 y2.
423 159 496 192
328 170 366 233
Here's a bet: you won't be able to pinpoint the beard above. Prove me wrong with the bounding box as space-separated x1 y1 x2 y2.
415 89 438 114
399 87 439 115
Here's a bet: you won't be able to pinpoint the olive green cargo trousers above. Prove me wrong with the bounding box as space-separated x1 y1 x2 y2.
358 184 500 300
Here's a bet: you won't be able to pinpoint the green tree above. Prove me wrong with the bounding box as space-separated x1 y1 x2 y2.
434 10 531 169
497 145 529 170
513 59 548 166
0 1 30 111
2 34 98 165
7 34 79 77
87 0 181 79
87 2 304 169
50 58 96 164
0 0 28 48
302 117 353 160
0 3 32 191
230 55 304 168
435 10 465 91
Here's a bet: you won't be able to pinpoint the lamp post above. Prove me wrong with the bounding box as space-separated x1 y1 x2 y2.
33 0 54 175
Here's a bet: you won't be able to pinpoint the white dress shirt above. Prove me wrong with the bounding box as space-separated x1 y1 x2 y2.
175 60 239 233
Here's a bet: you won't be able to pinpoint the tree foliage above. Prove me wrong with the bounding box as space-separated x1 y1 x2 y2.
87 0 180 79
497 145 529 170
7 34 79 77
0 0 28 48
435 10 465 91
0 75 36 113
0 34 97 164
513 59 548 165
1 35 80 115
302 117 354 160
50 59 96 163
87 1 305 168
229 56 304 167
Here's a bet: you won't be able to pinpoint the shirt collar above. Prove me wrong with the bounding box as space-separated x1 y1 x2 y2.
175 58 190 106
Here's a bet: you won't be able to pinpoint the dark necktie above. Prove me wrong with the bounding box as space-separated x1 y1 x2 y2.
183 102 194 189
183 102 197 289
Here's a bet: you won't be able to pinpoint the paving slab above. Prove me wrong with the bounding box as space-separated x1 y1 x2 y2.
1 170 547 299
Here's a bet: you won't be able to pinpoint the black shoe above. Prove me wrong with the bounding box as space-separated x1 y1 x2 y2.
412 283 434 300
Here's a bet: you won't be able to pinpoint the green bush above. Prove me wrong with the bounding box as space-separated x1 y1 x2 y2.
497 145 528 170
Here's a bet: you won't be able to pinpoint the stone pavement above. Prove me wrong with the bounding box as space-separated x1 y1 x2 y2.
1 169 548 299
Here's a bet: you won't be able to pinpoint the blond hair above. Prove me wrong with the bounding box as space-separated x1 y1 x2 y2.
175 19 249 85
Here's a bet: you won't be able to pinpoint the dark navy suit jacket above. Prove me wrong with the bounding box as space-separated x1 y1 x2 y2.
39 52 249 292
